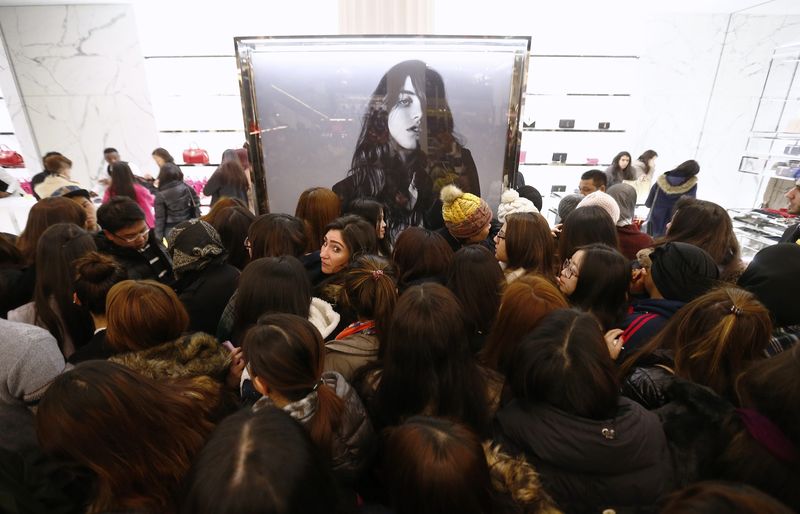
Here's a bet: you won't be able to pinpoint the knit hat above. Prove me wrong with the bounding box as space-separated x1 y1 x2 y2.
738 243 800 327
606 183 636 226
440 184 493 240
0 319 65 407
166 219 227 276
577 191 620 224
497 188 538 224
557 194 583 222
650 242 719 302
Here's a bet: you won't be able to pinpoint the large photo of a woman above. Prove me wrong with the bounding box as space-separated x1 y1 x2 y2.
333 60 480 239
236 36 530 239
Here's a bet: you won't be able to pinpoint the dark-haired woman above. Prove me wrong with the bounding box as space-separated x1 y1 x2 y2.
494 212 556 283
557 243 629 330
103 161 155 227
202 198 255 271
661 197 744 282
630 149 658 203
153 152 200 240
557 205 619 262
446 245 504 354
247 213 308 261
244 313 375 484
37 361 220 514
325 254 397 381
295 187 341 253
68 251 127 364
359 283 495 436
605 150 635 187
9 223 96 358
392 226 453 293
181 408 340 514
645 159 699 237
345 197 391 256
494 309 673 512
203 150 250 208
167 220 240 337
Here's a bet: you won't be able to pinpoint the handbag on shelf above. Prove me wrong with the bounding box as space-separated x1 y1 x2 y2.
182 144 210 165
0 145 24 168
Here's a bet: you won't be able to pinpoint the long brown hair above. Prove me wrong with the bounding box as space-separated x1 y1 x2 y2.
33 223 96 354
383 416 492 514
660 197 742 281
505 212 556 277
37 361 219 514
16 197 86 264
295 187 341 252
341 254 398 344
243 313 344 456
481 274 568 375
215 159 249 193
105 280 189 352
620 287 771 401
392 227 453 292
202 199 255 270
108 161 137 201
446 245 504 346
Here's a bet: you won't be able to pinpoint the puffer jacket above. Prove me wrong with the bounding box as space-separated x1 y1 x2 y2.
325 330 379 382
494 397 674 513
253 371 375 484
154 180 201 240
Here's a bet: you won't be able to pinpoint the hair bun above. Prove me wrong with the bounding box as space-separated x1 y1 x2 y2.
75 251 121 282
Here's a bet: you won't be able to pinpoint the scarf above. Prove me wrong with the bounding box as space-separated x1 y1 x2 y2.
737 408 798 463
166 219 227 275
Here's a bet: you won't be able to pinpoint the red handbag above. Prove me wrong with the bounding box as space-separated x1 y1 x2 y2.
0 145 24 168
182 144 210 165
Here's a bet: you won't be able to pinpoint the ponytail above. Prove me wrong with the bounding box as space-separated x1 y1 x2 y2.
308 378 345 456
342 254 398 344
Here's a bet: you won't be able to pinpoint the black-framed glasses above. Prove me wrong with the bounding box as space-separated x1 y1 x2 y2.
561 259 579 279
113 226 149 243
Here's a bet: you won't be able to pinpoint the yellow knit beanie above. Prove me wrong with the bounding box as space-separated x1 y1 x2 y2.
440 184 492 240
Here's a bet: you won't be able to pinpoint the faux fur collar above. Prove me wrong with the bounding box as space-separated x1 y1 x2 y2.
656 174 698 195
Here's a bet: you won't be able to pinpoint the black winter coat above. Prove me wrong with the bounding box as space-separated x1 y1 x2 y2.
154 180 200 240
494 398 674 513
174 263 239 336
94 231 174 286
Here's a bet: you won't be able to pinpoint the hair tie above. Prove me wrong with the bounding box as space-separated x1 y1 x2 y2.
730 305 742 316
371 269 384 280
312 378 324 391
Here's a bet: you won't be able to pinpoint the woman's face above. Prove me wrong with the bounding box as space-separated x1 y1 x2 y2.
60 165 72 178
320 229 350 275
153 154 165 168
494 222 508 263
72 196 97 232
377 210 387 240
648 156 657 169
557 249 584 296
387 75 422 151
619 155 630 169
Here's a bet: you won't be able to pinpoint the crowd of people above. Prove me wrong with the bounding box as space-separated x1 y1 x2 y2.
0 141 799 514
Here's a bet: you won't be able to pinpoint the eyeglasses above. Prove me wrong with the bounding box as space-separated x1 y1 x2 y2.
113 226 149 243
496 231 506 240
561 259 579 279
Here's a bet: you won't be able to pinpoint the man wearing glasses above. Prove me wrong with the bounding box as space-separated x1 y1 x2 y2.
95 197 174 285
780 178 800 244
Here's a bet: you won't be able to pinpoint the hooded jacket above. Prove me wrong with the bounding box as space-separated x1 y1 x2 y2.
325 329 379 382
494 397 674 513
645 174 697 238
619 298 685 357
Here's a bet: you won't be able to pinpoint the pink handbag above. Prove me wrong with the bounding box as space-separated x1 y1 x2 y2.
0 144 24 167
182 144 210 165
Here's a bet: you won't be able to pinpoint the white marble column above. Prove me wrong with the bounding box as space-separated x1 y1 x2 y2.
0 4 158 186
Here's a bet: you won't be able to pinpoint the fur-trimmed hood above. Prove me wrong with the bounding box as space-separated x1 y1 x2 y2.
109 332 230 382
656 173 697 195
484 442 562 514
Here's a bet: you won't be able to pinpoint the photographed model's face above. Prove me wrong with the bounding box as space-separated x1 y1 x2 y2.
786 185 800 215
320 229 350 275
619 155 630 169
388 75 422 151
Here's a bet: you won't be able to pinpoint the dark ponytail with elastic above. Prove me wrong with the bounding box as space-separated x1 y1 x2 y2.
341 254 398 345
242 313 344 456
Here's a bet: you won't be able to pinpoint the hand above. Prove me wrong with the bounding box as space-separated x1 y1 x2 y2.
226 346 245 390
604 329 624 360
551 223 563 239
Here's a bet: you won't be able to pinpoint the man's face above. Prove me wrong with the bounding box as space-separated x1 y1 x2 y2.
105 220 149 250
786 184 800 215
104 151 120 165
579 179 598 196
